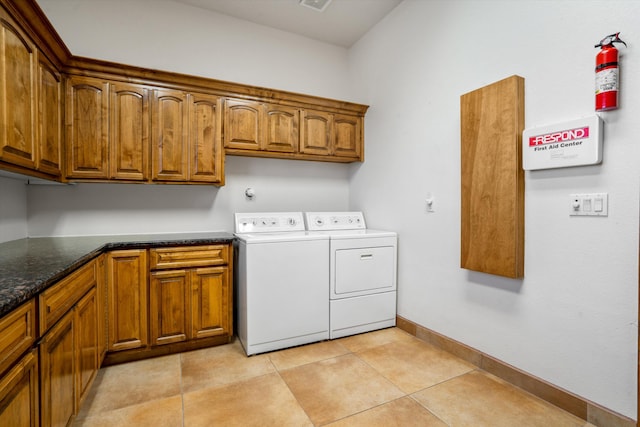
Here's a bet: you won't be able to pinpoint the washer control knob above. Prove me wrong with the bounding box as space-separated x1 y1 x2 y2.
288 218 297 226
315 217 324 226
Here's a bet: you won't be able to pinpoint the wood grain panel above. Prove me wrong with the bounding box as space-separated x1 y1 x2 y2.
149 245 229 270
151 89 188 181
224 99 262 150
110 82 149 180
0 348 39 427
265 105 299 153
189 93 223 183
107 250 148 351
150 270 189 346
460 75 524 278
191 266 231 339
37 54 62 176
0 300 35 377
65 75 109 179
300 109 332 156
333 113 362 159
0 10 36 169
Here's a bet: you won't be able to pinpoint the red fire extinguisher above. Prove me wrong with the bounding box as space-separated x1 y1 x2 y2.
595 32 626 111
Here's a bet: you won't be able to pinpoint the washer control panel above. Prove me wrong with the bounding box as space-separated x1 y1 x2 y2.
235 212 305 233
305 212 366 231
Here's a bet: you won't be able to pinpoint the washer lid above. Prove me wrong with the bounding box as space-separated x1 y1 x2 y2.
234 231 328 243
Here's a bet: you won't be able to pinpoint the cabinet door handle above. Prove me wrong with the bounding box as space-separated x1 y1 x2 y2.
360 254 373 260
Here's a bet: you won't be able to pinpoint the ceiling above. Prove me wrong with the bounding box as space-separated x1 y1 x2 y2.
171 0 402 47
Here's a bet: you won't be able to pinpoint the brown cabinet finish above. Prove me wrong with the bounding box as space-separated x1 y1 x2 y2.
37 54 62 177
265 104 299 153
300 109 332 156
460 75 525 278
0 300 36 378
149 245 229 270
0 348 39 427
188 93 223 183
39 309 75 427
110 82 149 181
150 269 190 346
191 266 231 340
107 249 148 352
96 255 107 363
148 246 232 348
333 113 362 159
151 89 189 181
75 288 99 407
39 259 97 334
0 7 37 170
65 75 109 179
224 99 262 150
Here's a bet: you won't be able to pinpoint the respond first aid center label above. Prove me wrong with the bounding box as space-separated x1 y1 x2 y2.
522 115 603 170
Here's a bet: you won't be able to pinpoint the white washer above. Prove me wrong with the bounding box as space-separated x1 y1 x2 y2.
234 212 329 355
305 212 397 339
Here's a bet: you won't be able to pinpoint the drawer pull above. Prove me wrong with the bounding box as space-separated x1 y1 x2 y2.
360 254 373 260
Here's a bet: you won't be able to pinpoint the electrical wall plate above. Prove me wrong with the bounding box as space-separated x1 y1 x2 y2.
569 193 608 216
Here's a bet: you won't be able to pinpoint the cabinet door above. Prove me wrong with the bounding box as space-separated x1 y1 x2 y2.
151 89 188 181
224 99 262 150
265 105 298 153
0 348 39 427
189 93 223 183
65 76 109 179
40 310 75 427
191 267 231 339
150 270 189 346
300 109 332 156
333 114 362 160
37 55 62 176
96 255 107 363
107 250 148 352
0 11 37 169
75 288 98 408
110 82 149 180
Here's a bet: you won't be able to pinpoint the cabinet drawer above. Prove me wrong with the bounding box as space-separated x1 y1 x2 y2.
0 300 36 376
39 259 97 333
149 245 229 270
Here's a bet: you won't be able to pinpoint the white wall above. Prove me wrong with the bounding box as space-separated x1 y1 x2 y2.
0 177 28 243
27 156 350 236
29 0 355 237
349 0 639 419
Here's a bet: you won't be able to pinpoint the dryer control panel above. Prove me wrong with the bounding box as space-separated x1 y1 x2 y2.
305 212 366 231
235 212 305 233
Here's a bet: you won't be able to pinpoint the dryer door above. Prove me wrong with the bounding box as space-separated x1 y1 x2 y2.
333 245 396 297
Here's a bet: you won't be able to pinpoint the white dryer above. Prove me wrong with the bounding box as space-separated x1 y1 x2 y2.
305 212 397 339
234 212 329 355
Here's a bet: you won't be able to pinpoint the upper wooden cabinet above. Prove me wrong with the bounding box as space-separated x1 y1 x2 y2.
0 0 368 184
37 54 63 177
151 89 223 183
227 101 362 162
65 75 109 179
110 82 149 181
0 4 63 179
0 8 36 170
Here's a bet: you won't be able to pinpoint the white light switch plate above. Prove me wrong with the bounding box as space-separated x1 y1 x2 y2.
569 193 608 216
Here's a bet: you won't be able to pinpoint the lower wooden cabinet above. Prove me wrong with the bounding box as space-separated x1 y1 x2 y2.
149 266 231 346
107 249 148 352
40 310 75 427
75 288 99 407
0 348 39 427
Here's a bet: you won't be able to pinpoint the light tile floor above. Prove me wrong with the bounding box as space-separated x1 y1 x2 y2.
74 328 596 427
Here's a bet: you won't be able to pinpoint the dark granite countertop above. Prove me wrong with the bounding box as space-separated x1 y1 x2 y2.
0 232 235 318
